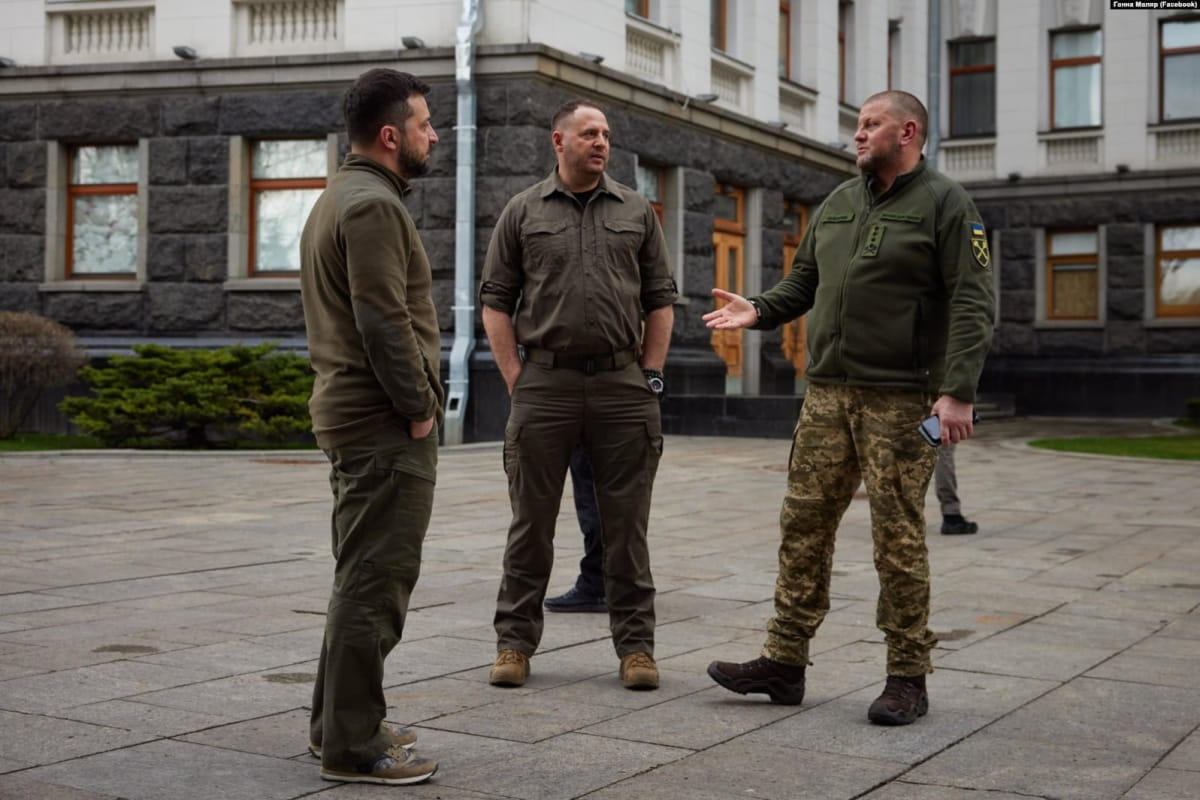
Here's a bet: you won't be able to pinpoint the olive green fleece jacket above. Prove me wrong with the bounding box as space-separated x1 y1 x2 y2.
300 154 444 449
752 158 994 403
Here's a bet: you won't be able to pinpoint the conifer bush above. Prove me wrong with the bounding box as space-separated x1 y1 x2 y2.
59 343 314 448
0 312 88 439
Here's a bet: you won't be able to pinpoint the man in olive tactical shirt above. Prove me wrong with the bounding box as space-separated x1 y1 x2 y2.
300 69 441 785
480 101 676 692
703 90 994 725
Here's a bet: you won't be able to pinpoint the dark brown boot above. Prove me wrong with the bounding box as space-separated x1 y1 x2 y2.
706 656 806 705
868 675 928 725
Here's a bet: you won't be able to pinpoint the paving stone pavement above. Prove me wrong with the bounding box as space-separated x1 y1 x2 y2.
0 417 1197 800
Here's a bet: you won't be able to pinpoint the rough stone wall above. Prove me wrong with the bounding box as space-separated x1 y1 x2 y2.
976 185 1200 361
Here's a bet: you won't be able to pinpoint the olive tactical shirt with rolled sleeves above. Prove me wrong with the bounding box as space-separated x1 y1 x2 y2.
479 170 677 351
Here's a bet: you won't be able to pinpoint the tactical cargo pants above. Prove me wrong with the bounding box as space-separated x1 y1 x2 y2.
310 419 437 769
494 361 662 658
763 384 939 676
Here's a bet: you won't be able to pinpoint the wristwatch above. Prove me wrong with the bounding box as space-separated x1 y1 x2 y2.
749 299 763 321
642 368 665 395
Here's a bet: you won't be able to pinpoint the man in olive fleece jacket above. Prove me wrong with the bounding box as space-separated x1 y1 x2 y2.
704 90 994 727
299 69 441 787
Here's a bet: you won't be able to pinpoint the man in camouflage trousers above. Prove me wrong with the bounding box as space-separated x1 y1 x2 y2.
702 90 994 725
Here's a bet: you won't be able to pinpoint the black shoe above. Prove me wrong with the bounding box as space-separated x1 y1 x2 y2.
941 515 978 535
706 656 806 705
867 675 929 725
544 586 606 613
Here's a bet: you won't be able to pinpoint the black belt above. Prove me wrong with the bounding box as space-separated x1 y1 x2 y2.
524 347 637 374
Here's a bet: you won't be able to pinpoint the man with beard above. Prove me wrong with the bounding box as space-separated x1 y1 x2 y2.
702 90 994 725
299 68 441 785
480 100 676 691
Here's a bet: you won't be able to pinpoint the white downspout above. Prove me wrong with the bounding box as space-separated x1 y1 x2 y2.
444 0 482 445
926 0 941 169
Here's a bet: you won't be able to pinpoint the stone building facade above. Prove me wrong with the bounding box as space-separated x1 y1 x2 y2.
1 0 1198 440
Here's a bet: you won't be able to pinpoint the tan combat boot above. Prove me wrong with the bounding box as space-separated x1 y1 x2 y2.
489 649 530 687
619 652 659 690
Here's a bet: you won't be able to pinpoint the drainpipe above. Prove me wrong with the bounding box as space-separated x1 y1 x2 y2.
444 0 481 445
926 0 941 169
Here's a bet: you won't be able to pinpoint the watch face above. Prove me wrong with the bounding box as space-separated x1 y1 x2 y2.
648 377 665 393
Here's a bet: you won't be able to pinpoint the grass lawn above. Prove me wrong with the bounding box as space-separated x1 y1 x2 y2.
0 433 103 451
0 433 317 452
1029 421 1200 461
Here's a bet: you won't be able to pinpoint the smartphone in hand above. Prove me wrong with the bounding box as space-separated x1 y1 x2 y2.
918 412 980 447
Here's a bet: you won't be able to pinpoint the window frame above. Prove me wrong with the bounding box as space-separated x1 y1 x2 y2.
887 20 899 90
1050 27 1103 131
1045 228 1100 322
947 36 996 138
713 183 744 234
711 0 728 53
65 143 139 279
1156 224 1200 318
1159 17 1200 123
779 1 791 79
780 199 809 376
246 138 328 277
838 5 848 103
635 162 666 225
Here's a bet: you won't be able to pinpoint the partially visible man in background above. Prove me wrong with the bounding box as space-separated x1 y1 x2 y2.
300 68 442 786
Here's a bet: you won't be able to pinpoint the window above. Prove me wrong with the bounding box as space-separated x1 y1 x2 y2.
888 20 899 89
1161 18 1200 121
711 0 728 52
1051 28 1102 129
635 163 665 224
779 1 791 79
67 144 139 277
625 0 648 17
712 184 745 386
1046 230 1099 320
249 139 326 275
838 3 849 103
1157 224 1200 317
781 200 808 376
949 38 996 137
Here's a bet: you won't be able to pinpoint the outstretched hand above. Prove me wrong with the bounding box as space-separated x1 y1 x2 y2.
703 288 757 330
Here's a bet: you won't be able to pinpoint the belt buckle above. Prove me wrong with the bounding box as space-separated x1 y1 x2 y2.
584 357 597 375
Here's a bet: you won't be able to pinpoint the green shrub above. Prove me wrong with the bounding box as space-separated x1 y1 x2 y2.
1186 397 1200 423
0 312 88 439
59 343 314 448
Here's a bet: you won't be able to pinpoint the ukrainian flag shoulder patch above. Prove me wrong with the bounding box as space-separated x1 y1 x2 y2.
968 221 990 269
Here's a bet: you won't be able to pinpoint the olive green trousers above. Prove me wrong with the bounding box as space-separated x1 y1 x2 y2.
309 419 437 769
494 361 662 658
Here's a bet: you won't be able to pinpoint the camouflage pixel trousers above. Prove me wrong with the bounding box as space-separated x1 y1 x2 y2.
762 383 940 676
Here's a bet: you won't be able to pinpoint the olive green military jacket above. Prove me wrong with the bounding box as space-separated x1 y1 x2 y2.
752 159 994 403
300 154 444 451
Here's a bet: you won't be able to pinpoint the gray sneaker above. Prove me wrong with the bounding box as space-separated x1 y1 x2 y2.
309 723 416 758
320 746 437 786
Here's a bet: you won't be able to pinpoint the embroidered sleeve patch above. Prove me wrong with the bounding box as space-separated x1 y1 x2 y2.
969 222 990 269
